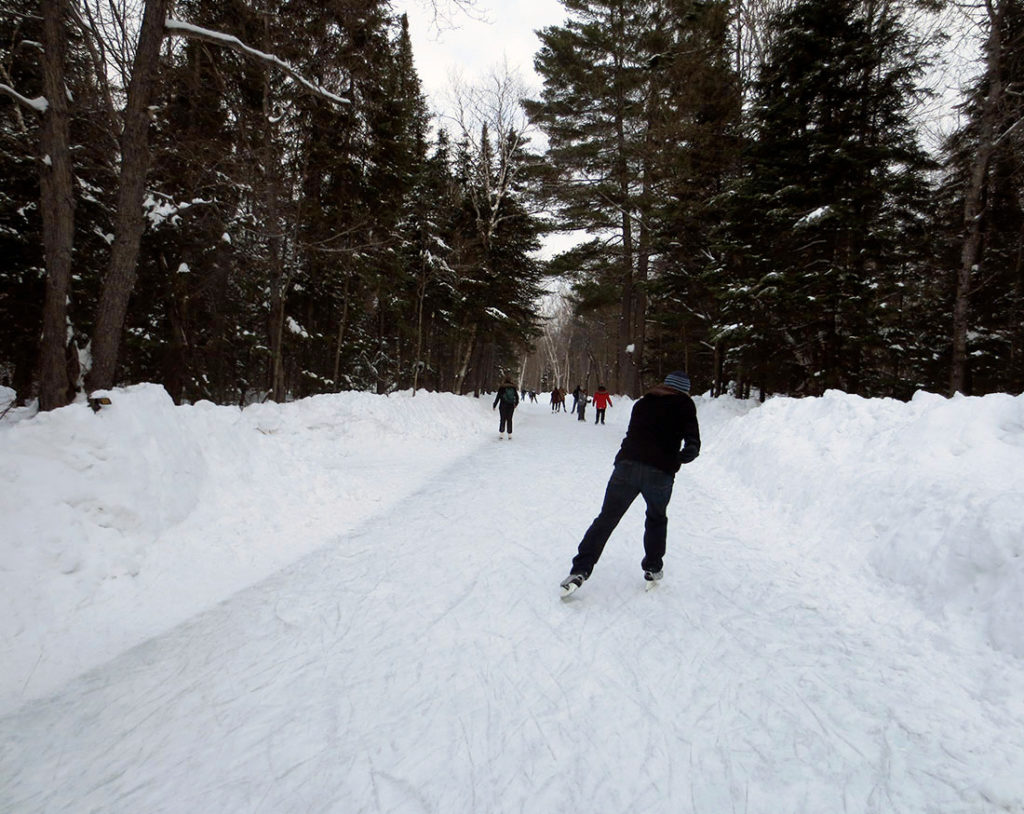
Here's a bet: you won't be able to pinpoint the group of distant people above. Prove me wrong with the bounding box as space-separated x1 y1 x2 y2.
492 371 702 595
493 380 613 438
547 384 613 424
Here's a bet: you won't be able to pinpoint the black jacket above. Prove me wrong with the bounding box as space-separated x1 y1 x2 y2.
493 385 519 409
614 386 701 474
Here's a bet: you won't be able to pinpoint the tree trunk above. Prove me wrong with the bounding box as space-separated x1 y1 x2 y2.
454 322 477 394
37 0 76 411
268 274 286 401
412 273 427 395
259 20 288 403
85 0 171 393
632 170 652 397
613 14 634 398
332 274 351 388
951 1 1004 396
159 253 188 404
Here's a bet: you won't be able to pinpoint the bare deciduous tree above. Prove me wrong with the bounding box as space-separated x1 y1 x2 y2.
731 0 793 91
449 63 535 250
84 0 170 393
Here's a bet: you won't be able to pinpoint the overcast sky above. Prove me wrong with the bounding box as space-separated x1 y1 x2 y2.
393 0 567 117
392 0 583 260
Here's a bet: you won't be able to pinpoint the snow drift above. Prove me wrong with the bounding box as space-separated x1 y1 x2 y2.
706 389 1024 657
1 383 1022 715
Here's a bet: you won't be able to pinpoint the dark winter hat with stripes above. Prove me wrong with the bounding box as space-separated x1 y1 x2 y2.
663 371 691 393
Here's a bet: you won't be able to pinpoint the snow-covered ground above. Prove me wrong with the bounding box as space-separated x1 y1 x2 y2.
2 384 1023 813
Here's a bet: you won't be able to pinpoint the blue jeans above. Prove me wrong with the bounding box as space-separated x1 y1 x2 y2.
571 460 675 577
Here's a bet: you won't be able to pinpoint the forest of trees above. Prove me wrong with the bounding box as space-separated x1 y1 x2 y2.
2 0 1022 410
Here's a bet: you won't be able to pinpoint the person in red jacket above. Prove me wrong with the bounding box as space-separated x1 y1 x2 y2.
592 385 612 424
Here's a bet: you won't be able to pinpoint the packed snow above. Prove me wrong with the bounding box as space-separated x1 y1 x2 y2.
2 383 1023 813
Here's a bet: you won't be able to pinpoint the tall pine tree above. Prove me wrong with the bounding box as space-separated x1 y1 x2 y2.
719 0 934 396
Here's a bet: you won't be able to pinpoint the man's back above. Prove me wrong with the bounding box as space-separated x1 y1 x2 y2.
616 388 700 474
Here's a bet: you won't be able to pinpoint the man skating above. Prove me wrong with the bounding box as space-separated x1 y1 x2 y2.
560 371 700 595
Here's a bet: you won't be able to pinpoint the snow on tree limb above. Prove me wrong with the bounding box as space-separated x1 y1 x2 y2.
0 83 48 113
163 18 349 106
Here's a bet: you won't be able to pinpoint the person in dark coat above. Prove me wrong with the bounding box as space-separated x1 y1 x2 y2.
560 371 700 593
576 389 588 421
493 378 520 439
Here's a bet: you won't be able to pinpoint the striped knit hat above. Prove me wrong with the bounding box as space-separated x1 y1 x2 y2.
663 371 691 393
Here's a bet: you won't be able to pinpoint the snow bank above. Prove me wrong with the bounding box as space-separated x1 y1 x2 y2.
3 383 1022 716
2 385 205 581
705 389 1024 657
0 384 493 711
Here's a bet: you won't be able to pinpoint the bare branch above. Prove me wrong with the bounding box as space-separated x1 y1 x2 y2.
66 3 120 145
448 61 534 244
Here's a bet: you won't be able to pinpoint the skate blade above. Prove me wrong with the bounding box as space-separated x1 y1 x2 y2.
560 583 580 598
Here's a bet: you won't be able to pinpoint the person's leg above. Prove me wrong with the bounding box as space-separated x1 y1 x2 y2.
638 464 674 573
571 462 640 577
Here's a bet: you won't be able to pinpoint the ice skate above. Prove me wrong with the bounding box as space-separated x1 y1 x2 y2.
559 573 585 597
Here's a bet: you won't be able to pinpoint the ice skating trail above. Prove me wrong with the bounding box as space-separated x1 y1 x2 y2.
2 400 1024 814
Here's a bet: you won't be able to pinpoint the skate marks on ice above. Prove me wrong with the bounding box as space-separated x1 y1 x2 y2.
0 411 598 813
2 406 1024 812
539 452 1024 810
660 473 1024 812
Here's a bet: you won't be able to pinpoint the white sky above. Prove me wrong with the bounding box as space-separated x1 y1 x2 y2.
393 0 579 257
394 0 566 117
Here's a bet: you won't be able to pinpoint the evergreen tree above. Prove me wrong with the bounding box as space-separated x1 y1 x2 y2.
642 0 742 387
942 0 1024 395
129 0 254 403
287 3 430 395
527 0 662 396
398 128 459 394
720 0 934 396
0 0 47 402
527 0 741 394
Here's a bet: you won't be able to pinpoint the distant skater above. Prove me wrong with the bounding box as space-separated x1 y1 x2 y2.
577 390 588 421
593 386 612 424
560 371 701 595
493 378 519 439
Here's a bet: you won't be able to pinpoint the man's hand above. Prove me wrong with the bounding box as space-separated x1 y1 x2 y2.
679 446 699 465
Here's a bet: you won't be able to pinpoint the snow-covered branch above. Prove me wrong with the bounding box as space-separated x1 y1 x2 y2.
163 18 349 107
0 83 48 113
